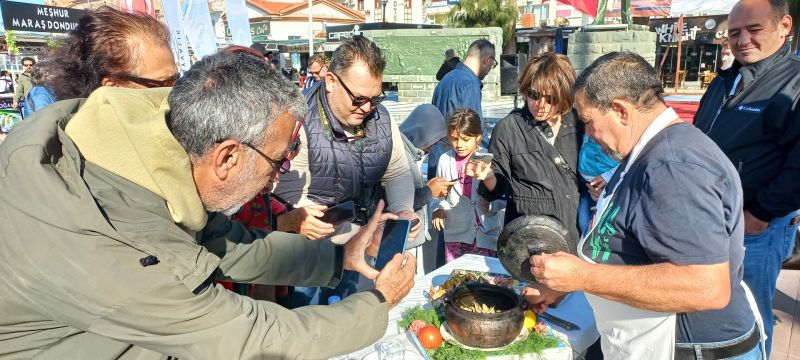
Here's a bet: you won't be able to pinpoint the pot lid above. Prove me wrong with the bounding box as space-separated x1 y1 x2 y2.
497 215 571 283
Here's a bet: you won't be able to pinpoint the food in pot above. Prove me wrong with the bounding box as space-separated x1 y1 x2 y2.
459 300 497 314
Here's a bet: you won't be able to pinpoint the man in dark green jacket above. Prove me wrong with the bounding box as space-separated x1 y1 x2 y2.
0 51 415 359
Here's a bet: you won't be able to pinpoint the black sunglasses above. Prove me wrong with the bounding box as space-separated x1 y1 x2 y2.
331 72 386 108
119 74 179 88
527 89 557 105
490 57 498 69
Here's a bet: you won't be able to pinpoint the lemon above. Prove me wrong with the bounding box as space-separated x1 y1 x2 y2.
524 309 537 330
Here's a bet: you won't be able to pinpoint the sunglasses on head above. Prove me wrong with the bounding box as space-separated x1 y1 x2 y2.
119 73 180 88
331 72 386 108
527 89 557 105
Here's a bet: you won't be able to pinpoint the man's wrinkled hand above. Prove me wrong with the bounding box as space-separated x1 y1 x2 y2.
276 205 334 240
345 200 388 279
522 284 567 314
743 210 769 235
530 252 587 293
397 210 421 240
427 177 456 198
374 252 416 308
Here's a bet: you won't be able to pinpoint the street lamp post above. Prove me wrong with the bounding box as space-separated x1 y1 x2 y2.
381 0 388 23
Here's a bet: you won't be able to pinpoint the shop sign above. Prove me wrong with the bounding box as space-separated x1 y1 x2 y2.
0 1 86 33
225 21 271 40
327 24 362 41
651 15 729 45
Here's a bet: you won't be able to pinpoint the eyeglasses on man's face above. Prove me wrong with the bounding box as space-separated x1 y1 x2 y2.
22 63 34 68
331 72 386 108
490 57 498 69
244 143 292 174
527 89 557 105
119 73 180 88
243 120 303 175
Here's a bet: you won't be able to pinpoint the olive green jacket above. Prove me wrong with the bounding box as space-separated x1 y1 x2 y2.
0 87 388 360
13 72 32 103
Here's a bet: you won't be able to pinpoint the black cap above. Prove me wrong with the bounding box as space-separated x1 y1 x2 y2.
250 43 269 57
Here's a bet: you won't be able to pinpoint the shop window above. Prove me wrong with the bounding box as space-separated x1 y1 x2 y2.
404 0 412 23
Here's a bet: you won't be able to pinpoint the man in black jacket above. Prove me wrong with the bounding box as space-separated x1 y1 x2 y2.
435 49 461 81
694 0 800 355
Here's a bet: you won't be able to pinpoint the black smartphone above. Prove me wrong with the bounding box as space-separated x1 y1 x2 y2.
319 200 356 225
374 219 411 271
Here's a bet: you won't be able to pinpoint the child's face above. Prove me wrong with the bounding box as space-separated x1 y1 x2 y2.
448 131 482 158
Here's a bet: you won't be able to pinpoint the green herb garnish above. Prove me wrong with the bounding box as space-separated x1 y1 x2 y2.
399 305 562 360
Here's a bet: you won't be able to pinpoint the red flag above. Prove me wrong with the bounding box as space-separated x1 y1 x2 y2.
119 0 155 17
542 0 599 17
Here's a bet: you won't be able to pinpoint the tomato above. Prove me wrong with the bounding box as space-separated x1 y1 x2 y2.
417 325 443 349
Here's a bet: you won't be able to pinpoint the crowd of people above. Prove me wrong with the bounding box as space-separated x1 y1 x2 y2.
0 0 798 359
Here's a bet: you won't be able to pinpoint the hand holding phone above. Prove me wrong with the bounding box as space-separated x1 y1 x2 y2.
427 177 457 198
374 219 411 271
466 153 495 181
470 152 494 164
319 200 356 225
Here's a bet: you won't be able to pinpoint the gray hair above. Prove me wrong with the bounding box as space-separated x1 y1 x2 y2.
573 52 664 113
466 39 495 60
169 51 306 157
444 48 456 59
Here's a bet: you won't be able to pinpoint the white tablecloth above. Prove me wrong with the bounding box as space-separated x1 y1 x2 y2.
343 254 599 360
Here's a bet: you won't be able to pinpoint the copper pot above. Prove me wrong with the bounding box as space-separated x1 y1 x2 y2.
443 283 526 348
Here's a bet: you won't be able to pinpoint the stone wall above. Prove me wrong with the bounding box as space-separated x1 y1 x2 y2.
567 29 657 74
361 27 504 103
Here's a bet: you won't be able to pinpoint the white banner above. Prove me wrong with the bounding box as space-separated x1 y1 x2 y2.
670 0 735 16
160 0 192 72
182 0 218 60
223 0 252 46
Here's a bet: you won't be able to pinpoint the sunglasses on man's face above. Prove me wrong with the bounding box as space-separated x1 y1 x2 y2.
527 89 557 105
309 66 326 76
490 57 498 69
331 72 386 108
119 73 180 88
22 63 34 68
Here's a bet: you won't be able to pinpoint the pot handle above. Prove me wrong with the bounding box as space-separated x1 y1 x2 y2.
520 297 531 311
